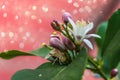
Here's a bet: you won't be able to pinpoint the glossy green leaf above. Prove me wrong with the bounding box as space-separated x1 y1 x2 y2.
12 62 65 80
30 46 51 58
102 9 120 54
117 63 120 79
102 30 120 76
101 9 120 77
96 22 108 61
96 22 108 49
0 50 32 59
0 46 51 59
12 48 88 80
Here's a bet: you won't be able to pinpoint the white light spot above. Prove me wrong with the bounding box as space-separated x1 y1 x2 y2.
79 8 84 13
2 5 5 9
87 1 91 4
93 0 97 3
38 19 42 23
68 0 73 3
103 0 107 2
99 11 103 13
85 6 92 13
73 9 78 14
38 74 42 77
15 15 19 20
30 38 35 43
61 9 66 13
10 40 15 44
25 11 31 16
19 42 24 49
24 21 28 24
32 6 37 11
3 49 8 52
19 27 24 32
79 0 83 2
22 36 27 41
3 13 7 18
25 32 31 37
73 2 79 8
9 32 14 38
31 15 37 20
0 32 5 37
42 5 48 12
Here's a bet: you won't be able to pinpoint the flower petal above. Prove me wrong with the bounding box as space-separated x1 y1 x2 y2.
68 17 77 32
50 37 66 51
84 22 93 35
86 34 101 38
83 39 93 49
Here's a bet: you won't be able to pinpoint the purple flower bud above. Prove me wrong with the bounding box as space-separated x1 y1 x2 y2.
62 36 75 50
50 34 60 39
50 36 66 51
50 20 61 31
110 68 118 78
62 12 72 24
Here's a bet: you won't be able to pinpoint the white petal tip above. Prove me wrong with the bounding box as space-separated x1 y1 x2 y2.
87 34 101 39
83 39 93 50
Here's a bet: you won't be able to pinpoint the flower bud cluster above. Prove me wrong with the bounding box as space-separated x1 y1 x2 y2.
50 20 61 31
50 12 72 31
50 35 75 51
49 12 101 65
62 12 72 24
48 34 75 65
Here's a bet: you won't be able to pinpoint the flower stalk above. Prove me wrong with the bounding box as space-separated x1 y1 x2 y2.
88 57 109 80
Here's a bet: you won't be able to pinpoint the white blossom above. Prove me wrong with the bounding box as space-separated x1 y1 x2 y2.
68 18 101 49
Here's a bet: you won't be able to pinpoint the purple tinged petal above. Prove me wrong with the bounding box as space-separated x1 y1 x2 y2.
50 20 60 31
62 12 72 23
62 36 75 50
50 36 66 51
68 17 77 32
50 34 60 39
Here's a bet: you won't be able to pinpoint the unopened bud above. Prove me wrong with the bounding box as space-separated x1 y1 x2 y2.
62 36 75 50
110 68 118 78
62 12 72 24
52 31 57 35
50 20 61 31
41 42 46 47
50 34 60 39
50 35 66 51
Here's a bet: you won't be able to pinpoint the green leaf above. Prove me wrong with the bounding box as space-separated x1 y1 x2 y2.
0 46 51 59
102 30 120 76
30 46 51 58
102 9 120 54
96 22 108 61
96 22 108 49
101 9 120 77
12 48 88 80
0 50 32 59
12 62 65 80
117 63 120 79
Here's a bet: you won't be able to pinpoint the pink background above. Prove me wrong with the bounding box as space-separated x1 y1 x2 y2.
0 0 120 80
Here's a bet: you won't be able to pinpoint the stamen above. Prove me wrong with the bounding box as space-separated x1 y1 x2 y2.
81 20 87 26
52 31 57 35
76 20 87 27
41 42 46 47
